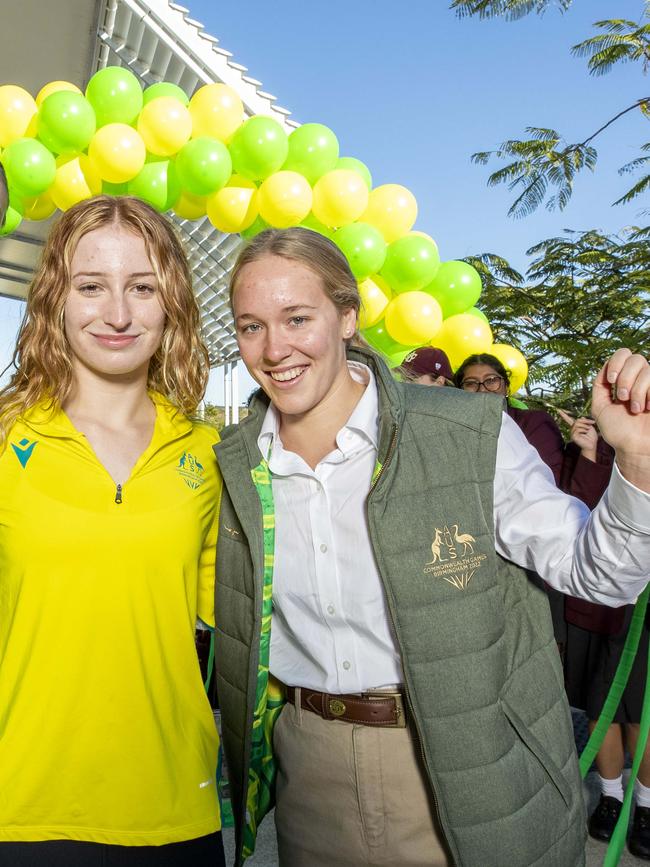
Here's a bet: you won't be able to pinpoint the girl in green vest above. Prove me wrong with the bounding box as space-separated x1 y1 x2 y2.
215 226 650 867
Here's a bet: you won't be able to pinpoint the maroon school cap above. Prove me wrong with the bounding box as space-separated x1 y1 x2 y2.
401 347 453 380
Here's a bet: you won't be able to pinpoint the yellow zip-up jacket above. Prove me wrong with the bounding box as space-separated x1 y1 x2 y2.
0 393 222 845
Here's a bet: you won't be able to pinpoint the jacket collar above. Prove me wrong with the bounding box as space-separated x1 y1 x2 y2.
20 391 193 442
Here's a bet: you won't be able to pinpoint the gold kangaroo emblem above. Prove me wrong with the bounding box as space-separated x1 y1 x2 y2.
427 528 445 564
452 524 475 557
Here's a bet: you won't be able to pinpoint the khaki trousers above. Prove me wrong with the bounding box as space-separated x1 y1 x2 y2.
273 693 450 867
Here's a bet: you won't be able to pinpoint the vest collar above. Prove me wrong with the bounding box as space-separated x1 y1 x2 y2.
218 346 403 472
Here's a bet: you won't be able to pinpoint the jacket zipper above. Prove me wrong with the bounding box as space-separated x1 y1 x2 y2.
369 423 398 493
114 484 123 505
367 422 456 866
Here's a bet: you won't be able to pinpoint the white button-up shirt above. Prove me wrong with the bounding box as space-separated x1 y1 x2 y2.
258 363 650 694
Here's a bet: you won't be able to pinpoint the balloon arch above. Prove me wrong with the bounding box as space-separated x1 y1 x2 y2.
0 67 528 391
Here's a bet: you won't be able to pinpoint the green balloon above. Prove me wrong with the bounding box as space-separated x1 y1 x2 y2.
228 116 289 181
37 91 96 154
508 396 528 409
0 200 23 236
102 180 129 196
423 261 482 318
333 222 386 280
176 137 232 196
2 138 56 198
380 234 440 294
143 82 189 107
283 123 339 185
128 160 180 212
299 213 333 238
362 319 410 355
467 306 489 324
386 348 413 369
86 67 143 127
335 156 372 191
240 216 269 240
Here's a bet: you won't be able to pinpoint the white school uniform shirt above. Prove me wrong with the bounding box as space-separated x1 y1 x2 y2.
258 362 650 695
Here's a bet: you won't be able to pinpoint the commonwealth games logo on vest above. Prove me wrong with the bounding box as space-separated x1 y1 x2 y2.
176 451 206 490
424 524 487 590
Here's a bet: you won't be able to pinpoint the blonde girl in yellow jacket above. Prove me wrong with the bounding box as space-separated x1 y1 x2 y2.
0 196 224 867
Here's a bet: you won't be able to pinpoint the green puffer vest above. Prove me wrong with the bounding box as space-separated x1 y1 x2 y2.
213 348 587 867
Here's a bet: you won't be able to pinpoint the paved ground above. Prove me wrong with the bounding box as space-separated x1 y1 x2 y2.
218 710 648 866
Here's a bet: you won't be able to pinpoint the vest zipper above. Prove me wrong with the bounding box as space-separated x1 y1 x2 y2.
367 421 457 866
114 484 123 505
369 423 398 493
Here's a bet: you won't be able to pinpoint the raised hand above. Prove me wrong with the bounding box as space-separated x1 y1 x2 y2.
558 410 598 461
592 349 650 491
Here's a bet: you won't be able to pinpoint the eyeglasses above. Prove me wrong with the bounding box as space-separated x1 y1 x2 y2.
460 374 505 393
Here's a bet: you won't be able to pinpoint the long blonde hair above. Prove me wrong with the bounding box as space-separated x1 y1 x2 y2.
0 195 209 442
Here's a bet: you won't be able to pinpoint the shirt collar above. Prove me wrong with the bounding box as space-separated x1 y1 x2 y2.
257 361 379 463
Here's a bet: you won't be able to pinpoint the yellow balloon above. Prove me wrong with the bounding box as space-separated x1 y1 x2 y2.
23 191 56 221
25 114 39 138
88 124 146 183
384 292 443 346
137 97 192 157
0 85 38 147
410 231 435 243
258 171 312 228
51 154 102 211
432 313 493 371
189 83 244 142
311 169 369 228
360 184 418 243
36 80 82 107
489 343 529 393
207 175 258 233
173 190 208 220
358 275 391 329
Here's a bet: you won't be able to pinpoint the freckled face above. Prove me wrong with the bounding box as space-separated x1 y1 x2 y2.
64 225 166 381
233 255 357 420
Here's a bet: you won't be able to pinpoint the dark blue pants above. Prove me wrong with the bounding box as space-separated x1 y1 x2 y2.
0 832 225 866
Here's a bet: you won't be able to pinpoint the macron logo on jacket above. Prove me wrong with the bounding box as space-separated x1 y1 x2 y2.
11 438 37 468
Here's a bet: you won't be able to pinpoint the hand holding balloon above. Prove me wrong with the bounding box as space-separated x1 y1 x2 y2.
593 349 650 492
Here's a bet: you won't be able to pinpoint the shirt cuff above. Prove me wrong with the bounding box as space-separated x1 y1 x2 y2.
608 462 650 533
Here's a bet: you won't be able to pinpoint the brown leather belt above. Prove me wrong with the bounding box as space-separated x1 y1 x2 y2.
285 686 407 727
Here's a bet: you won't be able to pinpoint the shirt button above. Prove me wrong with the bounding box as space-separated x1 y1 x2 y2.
342 661 351 671
327 605 335 615
320 543 328 553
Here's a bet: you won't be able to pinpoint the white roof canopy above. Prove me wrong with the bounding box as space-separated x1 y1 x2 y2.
0 0 298 364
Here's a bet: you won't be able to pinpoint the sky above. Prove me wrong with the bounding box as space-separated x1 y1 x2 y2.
0 0 647 402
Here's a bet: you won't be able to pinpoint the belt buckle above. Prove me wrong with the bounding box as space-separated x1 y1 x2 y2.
363 691 408 728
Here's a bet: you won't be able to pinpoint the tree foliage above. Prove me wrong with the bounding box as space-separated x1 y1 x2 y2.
451 0 570 20
465 228 650 407
453 0 650 216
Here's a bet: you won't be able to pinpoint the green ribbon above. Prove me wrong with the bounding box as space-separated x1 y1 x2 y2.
579 586 650 865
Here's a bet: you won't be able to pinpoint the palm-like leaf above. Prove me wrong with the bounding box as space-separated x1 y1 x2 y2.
450 0 571 19
572 18 650 75
471 131 598 217
615 143 650 206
